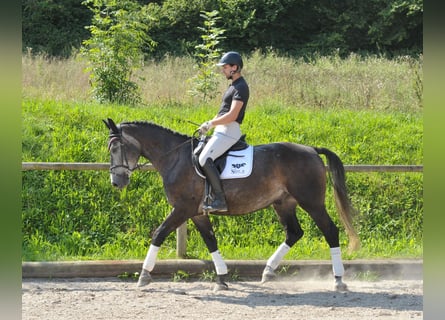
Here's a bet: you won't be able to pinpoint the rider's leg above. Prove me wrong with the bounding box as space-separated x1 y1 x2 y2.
201 158 228 212
198 123 241 213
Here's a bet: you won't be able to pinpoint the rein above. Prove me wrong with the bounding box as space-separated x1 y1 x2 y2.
161 137 195 157
108 131 196 173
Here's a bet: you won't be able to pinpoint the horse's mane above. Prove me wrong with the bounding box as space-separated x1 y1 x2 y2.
120 121 191 140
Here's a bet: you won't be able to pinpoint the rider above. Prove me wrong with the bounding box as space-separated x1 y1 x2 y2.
198 51 250 213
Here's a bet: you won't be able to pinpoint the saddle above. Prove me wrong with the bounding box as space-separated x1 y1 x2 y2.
193 135 253 213
192 135 249 178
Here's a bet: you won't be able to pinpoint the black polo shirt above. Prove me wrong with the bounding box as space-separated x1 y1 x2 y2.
217 76 249 124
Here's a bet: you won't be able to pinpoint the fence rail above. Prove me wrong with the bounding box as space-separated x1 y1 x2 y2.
21 162 423 172
22 162 423 257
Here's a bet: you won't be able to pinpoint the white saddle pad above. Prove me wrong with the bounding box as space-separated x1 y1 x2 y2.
220 145 254 180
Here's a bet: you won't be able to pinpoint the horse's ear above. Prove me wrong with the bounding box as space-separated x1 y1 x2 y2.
103 119 111 130
103 118 119 134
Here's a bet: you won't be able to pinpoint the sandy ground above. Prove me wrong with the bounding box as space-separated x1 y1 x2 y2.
22 276 422 320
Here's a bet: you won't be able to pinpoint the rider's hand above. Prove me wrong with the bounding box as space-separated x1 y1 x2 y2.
199 121 213 135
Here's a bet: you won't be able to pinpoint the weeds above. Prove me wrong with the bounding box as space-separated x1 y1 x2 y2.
173 270 191 282
199 270 216 282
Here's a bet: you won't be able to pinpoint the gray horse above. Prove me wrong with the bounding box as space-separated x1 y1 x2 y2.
103 118 360 291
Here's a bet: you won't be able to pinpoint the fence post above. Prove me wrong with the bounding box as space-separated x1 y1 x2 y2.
176 222 187 258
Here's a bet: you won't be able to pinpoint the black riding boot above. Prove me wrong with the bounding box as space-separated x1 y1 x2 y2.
201 158 228 212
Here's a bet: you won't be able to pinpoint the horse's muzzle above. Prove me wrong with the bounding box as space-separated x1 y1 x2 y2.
110 173 130 189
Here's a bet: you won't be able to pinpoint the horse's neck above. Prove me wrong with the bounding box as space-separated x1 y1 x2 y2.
127 124 188 173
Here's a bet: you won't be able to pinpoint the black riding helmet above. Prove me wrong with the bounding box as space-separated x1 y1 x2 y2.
216 51 243 71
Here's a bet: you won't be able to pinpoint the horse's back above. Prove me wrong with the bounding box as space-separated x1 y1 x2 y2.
251 142 326 178
254 142 322 161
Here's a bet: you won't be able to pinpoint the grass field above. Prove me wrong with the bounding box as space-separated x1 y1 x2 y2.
22 52 423 262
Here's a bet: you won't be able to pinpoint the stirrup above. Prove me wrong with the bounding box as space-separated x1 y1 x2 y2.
203 198 228 213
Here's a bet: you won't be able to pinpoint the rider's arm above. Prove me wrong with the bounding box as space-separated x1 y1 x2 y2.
209 100 244 126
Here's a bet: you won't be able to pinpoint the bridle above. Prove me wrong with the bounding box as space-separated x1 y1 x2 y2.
107 131 192 175
107 133 146 174
108 125 202 175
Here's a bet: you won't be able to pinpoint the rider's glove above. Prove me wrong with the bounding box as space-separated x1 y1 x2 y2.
199 121 213 135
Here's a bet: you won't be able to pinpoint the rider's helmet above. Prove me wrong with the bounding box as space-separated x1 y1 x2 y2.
216 51 243 70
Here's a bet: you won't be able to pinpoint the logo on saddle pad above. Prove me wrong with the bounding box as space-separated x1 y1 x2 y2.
219 146 253 179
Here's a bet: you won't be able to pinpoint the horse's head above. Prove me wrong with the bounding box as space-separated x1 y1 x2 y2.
103 118 141 189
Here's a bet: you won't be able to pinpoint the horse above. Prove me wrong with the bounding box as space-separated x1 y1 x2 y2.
103 118 360 291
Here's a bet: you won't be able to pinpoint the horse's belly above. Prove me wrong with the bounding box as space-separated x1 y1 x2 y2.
224 184 286 215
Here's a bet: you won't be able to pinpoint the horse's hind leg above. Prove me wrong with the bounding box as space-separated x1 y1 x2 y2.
262 197 304 283
191 215 229 291
299 202 348 291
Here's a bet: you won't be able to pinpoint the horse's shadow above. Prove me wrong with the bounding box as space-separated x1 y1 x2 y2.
188 282 422 312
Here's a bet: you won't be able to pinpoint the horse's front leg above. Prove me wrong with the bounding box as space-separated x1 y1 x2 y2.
137 208 187 287
191 215 229 291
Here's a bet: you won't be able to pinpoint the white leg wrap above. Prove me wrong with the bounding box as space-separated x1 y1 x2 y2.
142 244 160 272
267 242 291 270
330 247 345 277
211 250 228 275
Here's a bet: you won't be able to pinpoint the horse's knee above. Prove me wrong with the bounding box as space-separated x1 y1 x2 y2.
151 226 169 247
285 229 304 247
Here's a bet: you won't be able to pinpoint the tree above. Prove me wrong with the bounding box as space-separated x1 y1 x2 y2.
80 0 156 105
22 0 92 57
369 0 423 52
188 10 226 101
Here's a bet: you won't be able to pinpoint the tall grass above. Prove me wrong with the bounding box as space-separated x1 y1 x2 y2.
22 50 422 113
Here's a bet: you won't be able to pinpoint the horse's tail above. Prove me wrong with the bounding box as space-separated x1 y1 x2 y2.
314 147 361 252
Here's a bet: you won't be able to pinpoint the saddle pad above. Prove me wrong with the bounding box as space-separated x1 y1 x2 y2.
220 145 254 180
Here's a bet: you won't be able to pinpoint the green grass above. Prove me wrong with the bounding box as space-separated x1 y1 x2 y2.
22 98 422 262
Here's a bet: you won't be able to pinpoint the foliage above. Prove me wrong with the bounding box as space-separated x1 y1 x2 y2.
21 98 422 261
188 10 226 101
142 0 214 57
368 0 423 52
80 0 156 105
22 0 93 57
22 0 422 58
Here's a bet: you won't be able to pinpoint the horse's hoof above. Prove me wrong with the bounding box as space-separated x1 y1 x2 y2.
334 276 349 292
214 275 229 291
261 266 276 283
137 269 152 287
213 282 229 292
